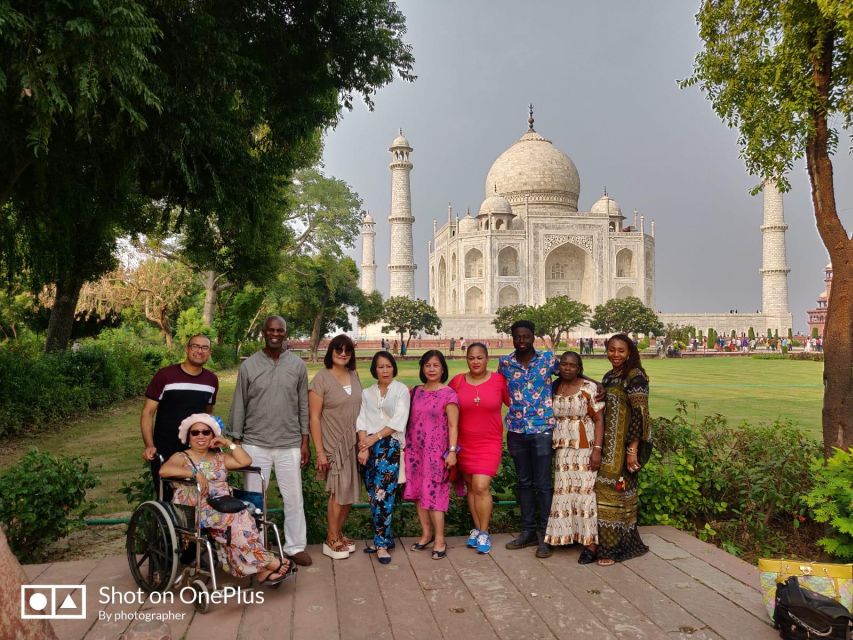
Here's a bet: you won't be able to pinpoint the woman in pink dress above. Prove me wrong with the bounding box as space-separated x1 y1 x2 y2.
449 342 509 554
404 350 459 560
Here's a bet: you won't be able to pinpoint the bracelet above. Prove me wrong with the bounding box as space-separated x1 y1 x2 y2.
593 445 603 449
626 447 637 454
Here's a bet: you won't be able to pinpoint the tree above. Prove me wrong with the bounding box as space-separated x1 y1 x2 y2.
748 326 756 340
531 296 590 350
589 297 664 337
1 0 414 351
357 291 385 329
664 323 696 348
78 259 197 347
381 297 441 347
274 252 363 361
492 303 532 335
684 0 852 454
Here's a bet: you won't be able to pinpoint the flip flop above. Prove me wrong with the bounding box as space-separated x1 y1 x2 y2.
411 537 435 551
431 547 447 560
596 557 616 567
259 558 290 585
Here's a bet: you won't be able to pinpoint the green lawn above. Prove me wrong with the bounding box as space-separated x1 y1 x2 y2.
4 355 823 515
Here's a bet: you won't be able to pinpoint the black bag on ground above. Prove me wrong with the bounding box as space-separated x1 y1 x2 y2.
774 576 853 639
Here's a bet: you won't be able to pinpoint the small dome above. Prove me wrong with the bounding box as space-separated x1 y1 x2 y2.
590 194 622 216
363 212 374 224
391 130 411 149
458 214 478 233
825 262 833 270
818 291 828 299
478 194 513 217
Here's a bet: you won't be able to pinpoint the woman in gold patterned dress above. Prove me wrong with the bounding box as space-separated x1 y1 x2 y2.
595 334 653 566
544 352 604 564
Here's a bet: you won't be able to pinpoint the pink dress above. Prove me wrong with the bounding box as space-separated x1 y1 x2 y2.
449 373 509 477
403 385 459 512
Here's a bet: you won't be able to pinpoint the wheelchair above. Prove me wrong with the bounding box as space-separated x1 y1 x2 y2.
126 462 288 613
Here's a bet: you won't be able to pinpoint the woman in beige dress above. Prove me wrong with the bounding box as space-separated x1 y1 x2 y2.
309 334 363 560
544 351 604 564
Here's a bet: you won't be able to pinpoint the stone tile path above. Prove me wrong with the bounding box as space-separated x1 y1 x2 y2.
25 526 777 640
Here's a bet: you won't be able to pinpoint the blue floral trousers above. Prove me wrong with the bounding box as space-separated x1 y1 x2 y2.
363 436 400 548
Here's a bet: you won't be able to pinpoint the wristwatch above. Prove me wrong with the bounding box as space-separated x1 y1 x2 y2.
228 442 237 451
448 445 458 453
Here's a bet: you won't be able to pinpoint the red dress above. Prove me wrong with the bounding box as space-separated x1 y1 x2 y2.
449 372 509 477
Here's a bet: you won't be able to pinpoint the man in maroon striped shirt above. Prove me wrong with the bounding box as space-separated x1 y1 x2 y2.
140 334 219 496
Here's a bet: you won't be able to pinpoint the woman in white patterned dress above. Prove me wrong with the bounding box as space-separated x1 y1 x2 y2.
544 351 604 564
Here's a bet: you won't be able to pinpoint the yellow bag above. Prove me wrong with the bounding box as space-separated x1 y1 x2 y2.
758 558 853 621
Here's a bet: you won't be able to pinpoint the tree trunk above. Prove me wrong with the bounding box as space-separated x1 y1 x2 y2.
160 306 173 349
309 313 324 362
44 274 84 352
202 270 217 327
805 28 853 456
0 528 58 639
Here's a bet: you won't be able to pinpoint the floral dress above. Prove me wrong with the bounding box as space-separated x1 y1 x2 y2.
544 380 604 546
403 386 459 512
172 453 274 577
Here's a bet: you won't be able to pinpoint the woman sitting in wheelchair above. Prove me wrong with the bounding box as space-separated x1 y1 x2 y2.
159 413 293 586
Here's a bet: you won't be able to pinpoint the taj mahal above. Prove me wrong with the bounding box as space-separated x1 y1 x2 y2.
359 109 793 339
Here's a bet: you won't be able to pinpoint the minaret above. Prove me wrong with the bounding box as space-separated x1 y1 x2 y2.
760 179 791 318
360 212 376 294
387 130 416 298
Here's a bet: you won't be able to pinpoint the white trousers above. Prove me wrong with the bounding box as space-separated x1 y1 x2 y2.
242 444 307 556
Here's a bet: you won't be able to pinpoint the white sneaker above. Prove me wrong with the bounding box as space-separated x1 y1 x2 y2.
466 529 480 548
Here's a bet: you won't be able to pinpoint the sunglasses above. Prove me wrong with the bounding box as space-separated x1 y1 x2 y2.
190 429 213 436
333 345 352 354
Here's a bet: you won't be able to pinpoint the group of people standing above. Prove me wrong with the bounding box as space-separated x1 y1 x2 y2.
140 315 653 585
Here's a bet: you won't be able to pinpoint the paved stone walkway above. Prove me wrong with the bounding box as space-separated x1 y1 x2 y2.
26 526 777 640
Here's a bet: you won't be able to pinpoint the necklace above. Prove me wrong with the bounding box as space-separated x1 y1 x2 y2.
468 372 487 405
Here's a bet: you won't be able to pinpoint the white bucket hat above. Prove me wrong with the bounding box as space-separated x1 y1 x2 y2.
178 413 222 445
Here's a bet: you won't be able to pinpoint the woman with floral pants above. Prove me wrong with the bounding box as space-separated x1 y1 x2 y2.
357 351 411 564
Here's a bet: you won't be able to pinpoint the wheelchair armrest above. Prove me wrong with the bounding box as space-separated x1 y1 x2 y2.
232 465 262 473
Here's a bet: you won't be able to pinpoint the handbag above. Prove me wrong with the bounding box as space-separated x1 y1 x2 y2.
774 576 853 640
207 494 249 513
759 558 853 621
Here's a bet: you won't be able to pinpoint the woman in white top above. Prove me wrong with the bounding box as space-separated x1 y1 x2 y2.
356 350 411 564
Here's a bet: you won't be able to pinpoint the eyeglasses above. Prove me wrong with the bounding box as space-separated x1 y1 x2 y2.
333 345 352 355
188 344 211 352
190 429 212 436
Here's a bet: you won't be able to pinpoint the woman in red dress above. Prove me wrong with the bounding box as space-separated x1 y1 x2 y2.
449 342 509 554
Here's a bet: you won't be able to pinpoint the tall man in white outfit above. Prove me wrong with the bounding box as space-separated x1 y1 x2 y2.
228 316 312 566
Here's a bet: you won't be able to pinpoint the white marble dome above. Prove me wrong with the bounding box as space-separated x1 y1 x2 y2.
590 194 622 215
485 129 580 210
391 132 411 148
363 212 374 223
478 193 513 217
458 213 478 233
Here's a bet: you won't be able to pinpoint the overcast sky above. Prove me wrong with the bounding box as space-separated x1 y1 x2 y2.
322 1 851 333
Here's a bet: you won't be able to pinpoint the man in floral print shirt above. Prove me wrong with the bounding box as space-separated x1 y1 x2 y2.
497 320 559 558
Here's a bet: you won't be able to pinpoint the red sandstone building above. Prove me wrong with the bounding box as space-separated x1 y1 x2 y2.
807 263 833 337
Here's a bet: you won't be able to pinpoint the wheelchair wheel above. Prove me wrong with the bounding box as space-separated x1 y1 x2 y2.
191 579 210 614
126 501 179 593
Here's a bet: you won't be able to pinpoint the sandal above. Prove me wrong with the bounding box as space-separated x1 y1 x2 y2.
376 548 392 565
596 557 616 567
411 536 434 551
363 540 396 553
259 558 290 585
578 548 597 565
323 537 351 560
341 535 356 553
431 546 447 560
